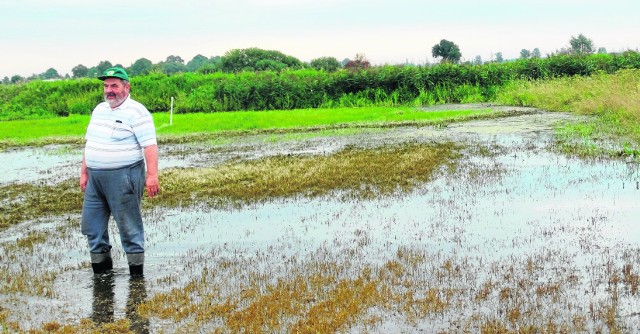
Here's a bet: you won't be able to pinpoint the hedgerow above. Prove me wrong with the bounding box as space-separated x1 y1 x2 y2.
1 52 638 120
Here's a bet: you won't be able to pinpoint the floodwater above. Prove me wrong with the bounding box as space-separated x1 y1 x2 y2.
2 105 640 332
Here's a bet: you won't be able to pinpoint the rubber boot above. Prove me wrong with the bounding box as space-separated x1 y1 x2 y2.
127 253 144 277
129 264 144 277
91 251 113 275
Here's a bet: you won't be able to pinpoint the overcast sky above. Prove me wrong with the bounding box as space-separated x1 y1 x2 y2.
2 0 639 78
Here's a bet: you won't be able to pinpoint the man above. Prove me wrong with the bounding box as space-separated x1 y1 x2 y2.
80 67 159 277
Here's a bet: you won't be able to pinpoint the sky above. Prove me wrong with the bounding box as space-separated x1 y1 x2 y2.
1 0 639 79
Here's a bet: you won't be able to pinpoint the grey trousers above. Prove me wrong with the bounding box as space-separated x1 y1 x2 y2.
81 160 145 265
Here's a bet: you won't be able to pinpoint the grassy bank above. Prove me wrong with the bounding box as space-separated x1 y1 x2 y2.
495 69 640 156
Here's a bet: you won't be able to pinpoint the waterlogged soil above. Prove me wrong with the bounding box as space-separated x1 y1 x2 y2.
2 104 640 332
0 104 569 185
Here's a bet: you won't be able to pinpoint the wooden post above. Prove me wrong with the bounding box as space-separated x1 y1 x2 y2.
170 96 174 126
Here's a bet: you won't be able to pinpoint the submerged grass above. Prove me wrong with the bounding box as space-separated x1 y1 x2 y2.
0 180 81 230
0 143 460 230
58 246 635 333
156 142 461 208
4 142 463 333
0 267 57 298
495 69 640 157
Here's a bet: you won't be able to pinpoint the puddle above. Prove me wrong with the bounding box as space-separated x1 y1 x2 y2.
2 107 640 332
1 146 82 184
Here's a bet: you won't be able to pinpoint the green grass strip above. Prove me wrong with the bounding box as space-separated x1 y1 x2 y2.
0 106 491 146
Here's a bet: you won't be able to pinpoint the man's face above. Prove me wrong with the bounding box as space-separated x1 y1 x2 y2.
103 78 130 108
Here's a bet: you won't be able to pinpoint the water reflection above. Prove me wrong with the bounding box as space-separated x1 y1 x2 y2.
91 274 149 333
91 273 115 325
127 277 150 334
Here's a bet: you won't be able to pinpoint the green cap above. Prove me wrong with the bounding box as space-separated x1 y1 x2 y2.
98 67 129 81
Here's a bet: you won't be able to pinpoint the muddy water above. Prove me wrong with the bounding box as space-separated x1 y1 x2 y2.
2 107 640 332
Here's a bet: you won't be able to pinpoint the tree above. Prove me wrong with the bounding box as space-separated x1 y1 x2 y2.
87 67 100 78
473 55 483 65
41 68 60 80
128 58 153 76
72 64 89 78
569 34 595 55
165 55 184 64
198 56 223 74
494 52 504 63
220 48 303 72
96 60 113 74
186 54 209 72
520 49 531 59
310 56 342 72
597 47 607 54
161 62 187 75
160 55 187 74
2 76 9 85
10 75 24 84
532 48 541 58
344 53 370 70
431 39 462 63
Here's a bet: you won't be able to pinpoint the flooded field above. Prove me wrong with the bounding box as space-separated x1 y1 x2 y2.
1 106 640 333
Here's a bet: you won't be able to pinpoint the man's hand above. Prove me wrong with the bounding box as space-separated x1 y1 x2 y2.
144 145 160 198
80 157 88 192
80 174 88 192
145 174 160 198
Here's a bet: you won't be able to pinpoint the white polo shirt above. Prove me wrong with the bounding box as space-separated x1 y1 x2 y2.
84 96 157 169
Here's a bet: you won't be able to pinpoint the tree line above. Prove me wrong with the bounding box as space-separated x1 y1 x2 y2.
2 48 348 85
2 50 639 121
433 33 603 64
2 34 609 85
